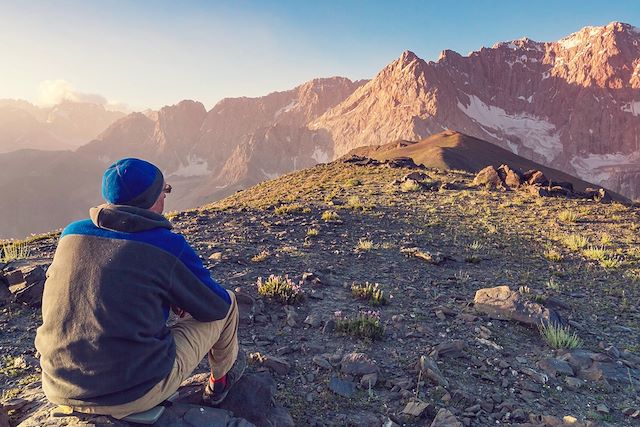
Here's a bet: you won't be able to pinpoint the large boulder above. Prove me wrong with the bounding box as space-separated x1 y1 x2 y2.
473 286 561 327
497 164 523 189
9 265 47 306
472 166 503 189
523 170 547 186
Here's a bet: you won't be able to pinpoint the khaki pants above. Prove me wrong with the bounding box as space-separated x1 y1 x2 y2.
72 290 239 419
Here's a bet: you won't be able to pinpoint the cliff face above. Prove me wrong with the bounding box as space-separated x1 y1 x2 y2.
312 22 640 199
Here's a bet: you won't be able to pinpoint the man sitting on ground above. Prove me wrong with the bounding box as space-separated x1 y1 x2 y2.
35 157 245 419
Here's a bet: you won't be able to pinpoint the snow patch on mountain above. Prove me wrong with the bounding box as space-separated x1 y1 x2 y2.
274 100 298 119
457 94 562 162
571 152 640 183
622 101 640 116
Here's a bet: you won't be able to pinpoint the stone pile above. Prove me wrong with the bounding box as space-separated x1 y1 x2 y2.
472 164 613 202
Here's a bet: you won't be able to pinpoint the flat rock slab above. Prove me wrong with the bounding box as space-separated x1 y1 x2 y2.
16 372 293 427
430 408 462 427
473 285 561 327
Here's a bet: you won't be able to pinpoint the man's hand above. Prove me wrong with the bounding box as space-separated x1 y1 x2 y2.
171 305 187 318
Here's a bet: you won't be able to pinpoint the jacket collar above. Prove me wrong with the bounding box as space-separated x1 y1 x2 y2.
89 204 172 233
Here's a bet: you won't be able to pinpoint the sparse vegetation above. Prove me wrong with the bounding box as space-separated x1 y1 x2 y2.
0 355 29 378
465 254 482 263
545 277 561 291
274 204 309 215
1 241 30 263
583 246 607 261
334 310 384 340
306 228 319 237
355 238 375 251
599 256 623 269
558 209 580 223
400 180 421 192
321 210 340 222
468 240 483 251
539 323 583 349
351 282 387 305
543 247 563 262
251 250 270 262
256 275 303 304
599 233 613 246
562 234 590 251
344 178 362 187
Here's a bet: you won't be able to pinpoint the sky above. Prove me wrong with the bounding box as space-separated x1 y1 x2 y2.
1 0 639 111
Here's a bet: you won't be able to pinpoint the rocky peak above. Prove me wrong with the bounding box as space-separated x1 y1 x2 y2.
549 21 640 88
384 50 426 76
156 100 207 136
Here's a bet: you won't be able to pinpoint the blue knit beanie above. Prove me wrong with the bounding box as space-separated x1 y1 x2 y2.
101 158 164 209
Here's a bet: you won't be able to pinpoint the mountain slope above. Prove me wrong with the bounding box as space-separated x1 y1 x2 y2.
312 22 640 199
4 158 639 426
80 77 364 213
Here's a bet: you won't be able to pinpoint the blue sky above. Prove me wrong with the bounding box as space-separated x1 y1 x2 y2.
1 0 638 110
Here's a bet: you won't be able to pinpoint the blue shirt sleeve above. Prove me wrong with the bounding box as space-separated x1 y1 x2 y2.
177 237 232 305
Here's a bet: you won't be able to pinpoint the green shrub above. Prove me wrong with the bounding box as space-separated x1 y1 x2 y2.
346 195 364 210
256 275 303 304
582 246 607 261
558 210 580 223
545 277 561 291
306 228 319 237
465 254 482 264
356 238 375 251
543 247 563 262
351 282 387 305
334 310 384 340
345 178 362 187
468 240 483 251
562 234 589 251
599 233 613 246
400 180 421 192
599 256 623 269
539 323 583 349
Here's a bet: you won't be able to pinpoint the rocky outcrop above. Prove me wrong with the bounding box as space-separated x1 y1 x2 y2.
473 164 617 202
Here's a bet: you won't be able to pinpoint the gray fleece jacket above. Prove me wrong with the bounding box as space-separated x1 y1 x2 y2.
35 204 231 407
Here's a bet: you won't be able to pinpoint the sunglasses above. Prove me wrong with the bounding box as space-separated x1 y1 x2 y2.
163 183 172 194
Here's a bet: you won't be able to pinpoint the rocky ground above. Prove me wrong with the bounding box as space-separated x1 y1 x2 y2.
1 158 639 426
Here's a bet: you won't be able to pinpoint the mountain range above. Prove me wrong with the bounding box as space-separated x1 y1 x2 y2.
0 99 124 153
1 21 639 239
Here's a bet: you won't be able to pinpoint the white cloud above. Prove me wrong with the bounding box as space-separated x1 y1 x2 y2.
37 80 129 112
